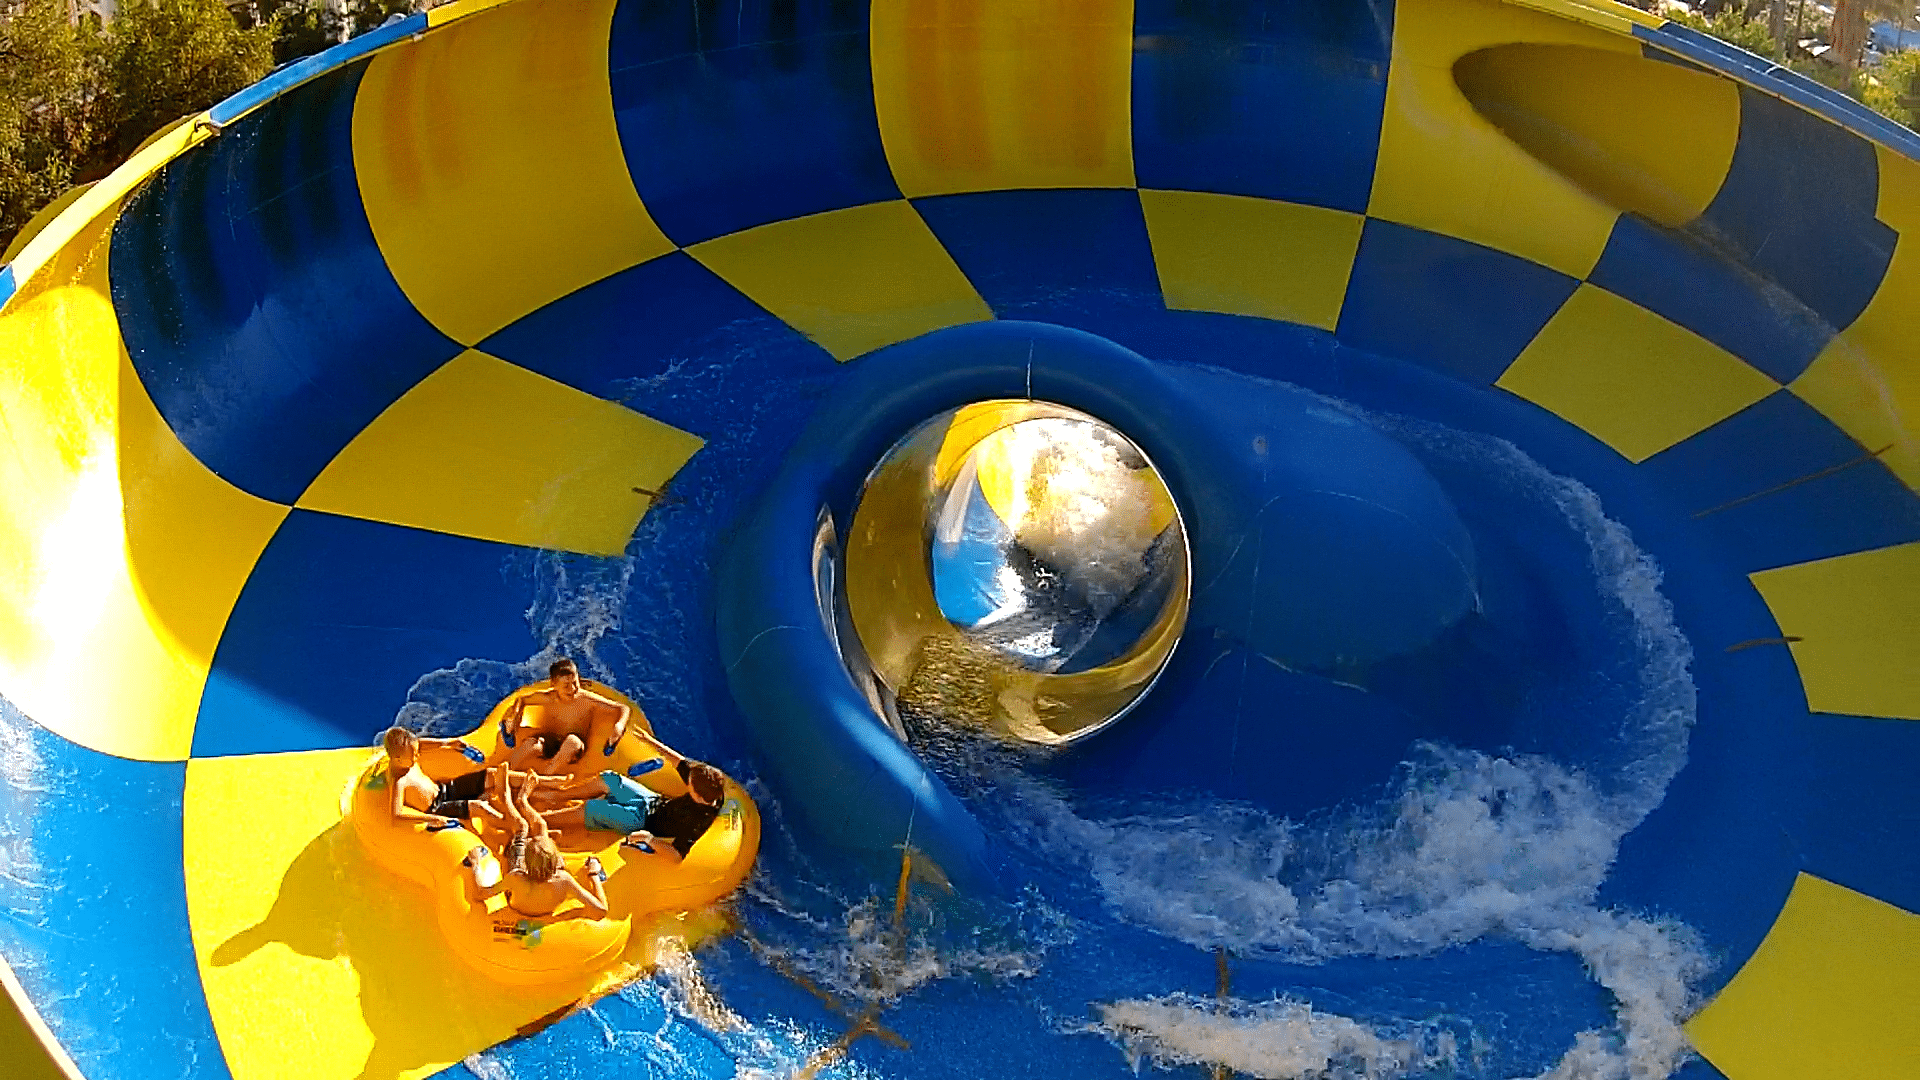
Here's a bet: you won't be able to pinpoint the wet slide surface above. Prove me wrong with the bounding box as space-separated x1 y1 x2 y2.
0 1 1916 1079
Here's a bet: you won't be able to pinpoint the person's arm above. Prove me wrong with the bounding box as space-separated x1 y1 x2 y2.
605 700 632 748
625 723 684 768
500 689 548 739
508 688 543 723
420 735 486 763
580 693 636 757
570 857 610 918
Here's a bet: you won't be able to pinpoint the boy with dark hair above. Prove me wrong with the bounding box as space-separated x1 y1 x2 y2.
533 760 728 861
499 657 662 772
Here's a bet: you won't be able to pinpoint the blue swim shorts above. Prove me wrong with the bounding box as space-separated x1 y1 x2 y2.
581 771 658 833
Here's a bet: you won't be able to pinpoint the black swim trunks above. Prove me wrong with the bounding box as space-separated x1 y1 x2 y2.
427 770 489 819
536 733 565 760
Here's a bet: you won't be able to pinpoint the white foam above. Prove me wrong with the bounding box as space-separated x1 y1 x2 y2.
743 890 1053 1009
595 942 885 1080
1355 416 1696 826
988 417 1161 614
974 410 1709 1080
1096 994 1447 1080
459 1051 515 1080
0 698 49 901
392 551 638 736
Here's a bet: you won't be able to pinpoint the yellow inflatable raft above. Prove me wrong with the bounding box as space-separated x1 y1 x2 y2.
346 681 760 985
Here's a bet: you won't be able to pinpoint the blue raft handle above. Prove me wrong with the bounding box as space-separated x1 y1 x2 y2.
426 818 465 833
627 758 665 778
498 717 516 749
458 741 485 763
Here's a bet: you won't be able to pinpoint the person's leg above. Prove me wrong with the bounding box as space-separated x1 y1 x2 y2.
525 734 566 775
539 804 587 836
578 797 646 835
528 775 608 807
505 734 541 772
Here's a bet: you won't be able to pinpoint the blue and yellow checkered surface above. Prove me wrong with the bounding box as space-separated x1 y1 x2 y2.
0 0 1915 1077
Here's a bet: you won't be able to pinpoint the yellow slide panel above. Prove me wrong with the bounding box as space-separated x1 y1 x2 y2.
1496 284 1779 463
423 0 519 27
1748 541 1920 721
354 0 675 346
1 183 96 266
871 0 1136 198
1687 873 1920 1080
689 200 993 361
1450 41 1739 229
934 401 1058 487
0 956 81 1080
1139 189 1365 331
1369 0 1634 277
0 216 286 763
184 749 602 1080
1790 145 1920 491
296 350 704 557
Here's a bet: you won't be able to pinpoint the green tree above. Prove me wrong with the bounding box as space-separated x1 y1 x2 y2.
1670 7 1784 57
258 0 346 66
95 0 275 166
0 0 103 249
1668 0 1919 134
1 0 277 254
1860 47 1920 128
247 0 423 67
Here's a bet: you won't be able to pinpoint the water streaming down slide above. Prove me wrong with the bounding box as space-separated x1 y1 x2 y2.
1 1 1917 1079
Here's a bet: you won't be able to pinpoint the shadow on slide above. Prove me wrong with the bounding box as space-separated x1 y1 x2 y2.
211 824 590 1080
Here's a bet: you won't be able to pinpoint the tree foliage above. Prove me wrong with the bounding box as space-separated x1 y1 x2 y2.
1669 2 1920 134
2 0 277 252
0 0 100 250
1861 47 1920 129
1671 7 1784 58
1 0 424 254
99 0 277 165
252 0 420 66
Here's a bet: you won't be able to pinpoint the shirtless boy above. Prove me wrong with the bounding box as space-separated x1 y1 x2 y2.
383 727 507 831
494 766 609 919
501 658 634 773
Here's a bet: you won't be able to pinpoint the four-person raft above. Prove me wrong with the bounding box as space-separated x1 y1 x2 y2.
346 680 760 985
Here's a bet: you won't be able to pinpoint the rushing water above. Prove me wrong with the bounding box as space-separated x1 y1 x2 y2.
0 343 1711 1080
398 361 1711 1080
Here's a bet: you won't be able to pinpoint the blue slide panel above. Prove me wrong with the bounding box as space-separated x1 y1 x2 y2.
717 321 1479 889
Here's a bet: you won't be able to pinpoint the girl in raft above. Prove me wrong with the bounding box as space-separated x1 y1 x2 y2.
493 765 611 918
